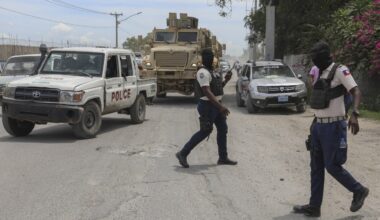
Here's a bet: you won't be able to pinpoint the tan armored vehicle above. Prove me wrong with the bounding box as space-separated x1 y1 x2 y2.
143 12 225 98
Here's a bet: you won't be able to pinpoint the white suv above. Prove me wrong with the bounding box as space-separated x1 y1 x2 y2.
236 61 307 113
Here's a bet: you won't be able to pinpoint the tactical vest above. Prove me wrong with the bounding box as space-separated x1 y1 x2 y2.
309 63 347 109
196 68 224 97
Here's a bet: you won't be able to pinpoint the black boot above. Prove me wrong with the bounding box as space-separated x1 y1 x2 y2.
350 187 369 212
293 204 321 217
217 157 237 165
176 152 189 168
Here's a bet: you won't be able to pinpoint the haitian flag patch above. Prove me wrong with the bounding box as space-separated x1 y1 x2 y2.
343 70 351 76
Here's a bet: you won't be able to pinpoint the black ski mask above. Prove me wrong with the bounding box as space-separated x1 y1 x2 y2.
201 49 214 71
310 41 333 71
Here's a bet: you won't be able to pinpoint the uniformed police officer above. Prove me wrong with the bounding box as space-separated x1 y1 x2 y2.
294 41 369 217
175 48 237 168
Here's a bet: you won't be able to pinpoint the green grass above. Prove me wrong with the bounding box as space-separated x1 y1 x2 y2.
360 109 380 121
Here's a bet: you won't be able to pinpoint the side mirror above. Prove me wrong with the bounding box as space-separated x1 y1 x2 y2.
297 74 303 79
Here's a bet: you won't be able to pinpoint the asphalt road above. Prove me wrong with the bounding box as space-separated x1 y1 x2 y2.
0 79 379 220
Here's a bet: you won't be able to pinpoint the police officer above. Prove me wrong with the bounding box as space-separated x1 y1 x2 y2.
294 41 369 217
175 48 237 168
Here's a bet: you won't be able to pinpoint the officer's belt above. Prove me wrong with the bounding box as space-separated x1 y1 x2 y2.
316 116 346 123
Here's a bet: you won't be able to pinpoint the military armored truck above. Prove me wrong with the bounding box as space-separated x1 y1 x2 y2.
143 13 225 98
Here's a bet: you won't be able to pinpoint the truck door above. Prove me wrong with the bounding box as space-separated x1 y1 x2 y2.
119 54 137 107
104 55 124 113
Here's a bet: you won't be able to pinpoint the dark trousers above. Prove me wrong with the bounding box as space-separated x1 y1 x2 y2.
180 100 228 159
309 120 363 207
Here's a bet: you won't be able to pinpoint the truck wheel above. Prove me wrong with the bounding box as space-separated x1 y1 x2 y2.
130 94 146 124
235 87 244 107
156 93 167 98
2 115 35 137
296 104 306 113
246 95 259 114
72 101 102 139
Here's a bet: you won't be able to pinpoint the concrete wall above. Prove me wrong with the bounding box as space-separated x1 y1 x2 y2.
283 54 311 83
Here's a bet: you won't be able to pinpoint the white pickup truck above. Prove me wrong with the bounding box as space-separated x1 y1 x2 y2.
2 47 157 138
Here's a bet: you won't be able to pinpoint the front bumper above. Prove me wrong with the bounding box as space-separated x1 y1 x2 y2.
2 99 83 123
250 92 307 108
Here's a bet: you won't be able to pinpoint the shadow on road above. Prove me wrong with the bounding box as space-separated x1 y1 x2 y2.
223 93 302 116
0 117 134 143
273 213 311 220
174 164 217 175
153 94 196 108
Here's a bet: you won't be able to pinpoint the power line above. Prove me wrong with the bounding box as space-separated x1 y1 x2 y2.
45 0 110 15
0 6 112 28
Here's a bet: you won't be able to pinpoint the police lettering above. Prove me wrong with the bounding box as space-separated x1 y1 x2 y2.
111 89 131 101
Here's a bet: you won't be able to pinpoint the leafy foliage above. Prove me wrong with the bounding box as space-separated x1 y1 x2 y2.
122 34 151 52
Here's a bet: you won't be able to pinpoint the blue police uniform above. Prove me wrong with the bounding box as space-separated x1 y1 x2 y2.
309 63 364 208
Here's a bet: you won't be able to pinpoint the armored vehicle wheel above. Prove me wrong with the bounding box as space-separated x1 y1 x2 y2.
246 95 259 114
235 87 244 107
296 104 306 113
2 115 35 137
130 94 146 124
72 101 102 139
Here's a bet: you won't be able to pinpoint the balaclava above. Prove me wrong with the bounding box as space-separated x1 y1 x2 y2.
310 41 333 71
201 48 214 71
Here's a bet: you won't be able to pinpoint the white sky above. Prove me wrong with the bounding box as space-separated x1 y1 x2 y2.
0 0 252 56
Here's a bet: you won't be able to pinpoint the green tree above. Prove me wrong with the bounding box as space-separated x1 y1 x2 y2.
122 34 151 52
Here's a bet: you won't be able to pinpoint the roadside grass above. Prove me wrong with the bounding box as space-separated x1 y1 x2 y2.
360 109 380 121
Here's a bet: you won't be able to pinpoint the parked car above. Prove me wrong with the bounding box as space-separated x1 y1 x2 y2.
2 47 157 138
134 52 143 65
0 54 41 104
235 60 307 113
0 60 6 73
219 60 230 73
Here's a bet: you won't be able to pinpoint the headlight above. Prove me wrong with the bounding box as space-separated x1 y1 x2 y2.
145 62 152 67
257 86 269 93
295 84 306 92
191 63 197 67
60 91 85 103
3 87 16 98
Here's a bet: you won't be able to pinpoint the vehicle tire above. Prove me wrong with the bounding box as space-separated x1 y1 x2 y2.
235 86 244 107
156 93 167 98
130 94 146 124
72 101 102 139
296 104 306 113
2 115 35 137
246 95 259 114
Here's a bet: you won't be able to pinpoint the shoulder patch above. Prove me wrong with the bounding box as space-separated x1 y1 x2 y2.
199 72 205 79
342 70 351 76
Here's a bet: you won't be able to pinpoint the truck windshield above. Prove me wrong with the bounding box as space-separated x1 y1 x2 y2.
178 32 198 42
155 32 176 43
41 52 104 77
2 56 40 76
252 66 295 79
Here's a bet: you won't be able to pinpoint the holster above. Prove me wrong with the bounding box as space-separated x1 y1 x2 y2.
305 118 317 154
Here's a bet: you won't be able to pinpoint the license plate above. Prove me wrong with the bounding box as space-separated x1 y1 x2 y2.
278 96 288 102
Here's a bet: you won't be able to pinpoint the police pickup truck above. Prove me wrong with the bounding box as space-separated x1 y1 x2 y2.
2 47 157 138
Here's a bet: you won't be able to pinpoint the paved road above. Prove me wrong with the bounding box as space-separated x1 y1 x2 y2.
0 79 379 220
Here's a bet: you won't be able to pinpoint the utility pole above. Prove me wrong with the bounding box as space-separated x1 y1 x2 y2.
265 0 278 60
111 12 142 48
111 12 123 48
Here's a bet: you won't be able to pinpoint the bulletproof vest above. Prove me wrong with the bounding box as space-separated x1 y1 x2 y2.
197 68 224 97
309 63 347 109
